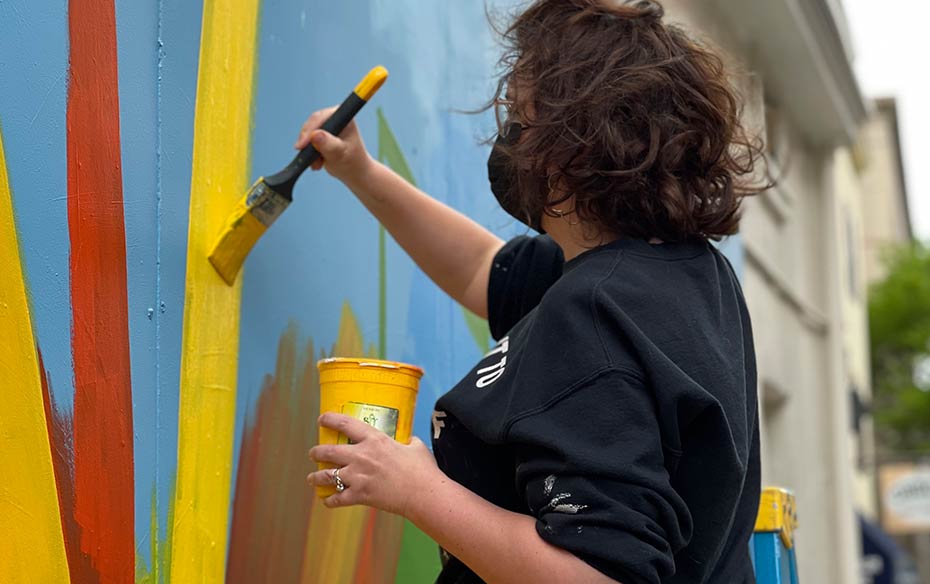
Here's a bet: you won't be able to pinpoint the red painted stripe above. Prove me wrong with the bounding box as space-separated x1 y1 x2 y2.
352 508 379 583
39 348 98 581
67 0 135 580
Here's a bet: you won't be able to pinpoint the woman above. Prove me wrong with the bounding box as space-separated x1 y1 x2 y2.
303 1 766 582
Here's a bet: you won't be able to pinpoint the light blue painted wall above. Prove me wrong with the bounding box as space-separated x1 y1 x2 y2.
115 0 160 560
0 0 73 409
152 0 203 569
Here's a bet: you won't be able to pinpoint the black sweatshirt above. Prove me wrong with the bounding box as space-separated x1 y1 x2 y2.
431 235 760 584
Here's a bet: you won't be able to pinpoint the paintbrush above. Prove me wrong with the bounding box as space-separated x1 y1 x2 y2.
208 65 389 285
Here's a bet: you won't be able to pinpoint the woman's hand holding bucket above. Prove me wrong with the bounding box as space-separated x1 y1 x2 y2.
307 413 441 517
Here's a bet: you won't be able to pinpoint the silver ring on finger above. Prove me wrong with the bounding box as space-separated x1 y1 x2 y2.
332 467 347 492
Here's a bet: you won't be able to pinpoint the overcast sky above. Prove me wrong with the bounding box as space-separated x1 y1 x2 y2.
845 0 929 239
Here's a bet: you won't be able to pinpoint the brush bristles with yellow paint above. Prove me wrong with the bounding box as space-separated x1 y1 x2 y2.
208 65 389 285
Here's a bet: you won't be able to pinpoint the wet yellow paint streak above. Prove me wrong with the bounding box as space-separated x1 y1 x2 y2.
0 130 71 580
168 0 260 581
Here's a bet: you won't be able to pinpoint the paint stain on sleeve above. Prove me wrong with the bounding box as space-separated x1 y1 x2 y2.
541 475 588 515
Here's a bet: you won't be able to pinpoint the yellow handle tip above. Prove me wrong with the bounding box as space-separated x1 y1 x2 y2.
354 65 389 101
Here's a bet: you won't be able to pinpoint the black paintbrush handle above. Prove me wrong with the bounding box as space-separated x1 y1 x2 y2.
264 91 367 197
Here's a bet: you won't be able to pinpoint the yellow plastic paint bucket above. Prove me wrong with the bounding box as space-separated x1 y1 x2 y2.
316 357 423 498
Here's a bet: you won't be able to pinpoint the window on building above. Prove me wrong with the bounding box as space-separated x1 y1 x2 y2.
845 208 859 300
764 101 787 165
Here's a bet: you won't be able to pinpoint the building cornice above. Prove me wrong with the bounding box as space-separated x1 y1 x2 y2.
713 0 867 147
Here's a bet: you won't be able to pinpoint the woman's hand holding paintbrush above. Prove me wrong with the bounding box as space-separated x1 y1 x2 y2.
295 107 373 181
295 107 504 320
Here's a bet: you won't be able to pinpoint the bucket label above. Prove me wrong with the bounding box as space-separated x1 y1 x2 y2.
339 402 399 444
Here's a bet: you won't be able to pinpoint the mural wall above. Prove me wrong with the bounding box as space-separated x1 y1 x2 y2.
0 0 526 582
1 1 743 582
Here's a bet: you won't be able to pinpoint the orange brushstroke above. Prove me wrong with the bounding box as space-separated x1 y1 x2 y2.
227 324 318 583
350 510 406 583
227 305 407 582
352 509 380 583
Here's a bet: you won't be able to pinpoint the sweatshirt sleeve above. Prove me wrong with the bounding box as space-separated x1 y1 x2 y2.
487 234 564 341
506 368 693 584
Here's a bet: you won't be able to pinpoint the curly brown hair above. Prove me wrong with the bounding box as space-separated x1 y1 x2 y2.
490 0 769 241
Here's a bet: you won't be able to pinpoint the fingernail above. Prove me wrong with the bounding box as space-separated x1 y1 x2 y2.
311 132 326 146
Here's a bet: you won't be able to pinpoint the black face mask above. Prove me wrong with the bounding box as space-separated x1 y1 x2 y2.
487 123 544 232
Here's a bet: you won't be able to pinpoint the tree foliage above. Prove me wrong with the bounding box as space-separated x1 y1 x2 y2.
868 241 930 454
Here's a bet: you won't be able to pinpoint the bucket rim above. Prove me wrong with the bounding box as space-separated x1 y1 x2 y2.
317 357 424 378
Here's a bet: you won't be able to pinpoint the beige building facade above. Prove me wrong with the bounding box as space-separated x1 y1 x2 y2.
856 98 914 284
661 0 878 582
853 97 927 581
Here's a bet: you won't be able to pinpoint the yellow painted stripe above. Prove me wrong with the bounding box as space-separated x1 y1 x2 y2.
168 0 260 581
0 129 71 580
302 504 368 582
